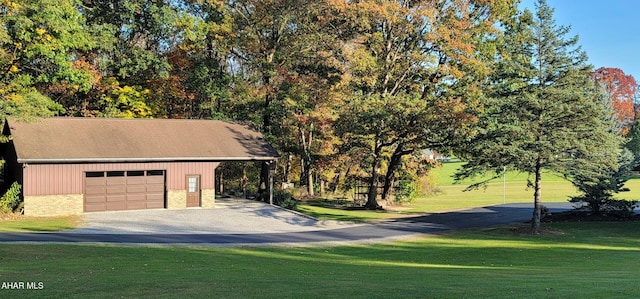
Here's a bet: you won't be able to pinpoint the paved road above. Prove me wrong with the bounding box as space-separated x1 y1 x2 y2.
0 200 574 246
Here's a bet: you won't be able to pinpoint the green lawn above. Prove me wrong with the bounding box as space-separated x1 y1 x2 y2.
1 222 639 298
0 215 80 232
298 162 640 221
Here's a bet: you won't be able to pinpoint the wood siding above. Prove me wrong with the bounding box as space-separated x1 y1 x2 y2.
22 162 219 196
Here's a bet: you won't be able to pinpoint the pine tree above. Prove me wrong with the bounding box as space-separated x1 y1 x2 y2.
456 0 623 232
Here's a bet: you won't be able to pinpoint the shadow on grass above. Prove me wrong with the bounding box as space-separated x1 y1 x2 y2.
2 222 640 298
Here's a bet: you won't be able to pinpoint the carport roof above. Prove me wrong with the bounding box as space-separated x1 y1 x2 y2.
5 118 280 163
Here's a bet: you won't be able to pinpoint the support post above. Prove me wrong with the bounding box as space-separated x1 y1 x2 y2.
267 160 277 205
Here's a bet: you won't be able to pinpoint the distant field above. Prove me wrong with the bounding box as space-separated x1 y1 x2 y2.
298 161 640 221
408 161 640 213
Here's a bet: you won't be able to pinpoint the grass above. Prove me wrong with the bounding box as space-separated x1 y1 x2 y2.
1 222 639 298
0 215 80 232
297 162 640 222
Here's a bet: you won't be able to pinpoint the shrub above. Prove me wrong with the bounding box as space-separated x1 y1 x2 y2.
0 182 22 214
272 190 298 209
569 149 637 216
570 197 638 217
394 179 417 204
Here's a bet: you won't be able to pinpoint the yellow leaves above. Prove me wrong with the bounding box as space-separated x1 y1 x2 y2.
1 0 21 13
35 28 46 36
5 92 24 103
8 65 18 73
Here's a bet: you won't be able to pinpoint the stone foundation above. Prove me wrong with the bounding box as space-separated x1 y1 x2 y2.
167 190 187 209
167 189 215 208
24 194 83 216
201 189 216 208
24 189 216 216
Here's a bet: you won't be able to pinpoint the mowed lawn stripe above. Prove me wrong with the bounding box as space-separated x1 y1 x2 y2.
1 222 639 298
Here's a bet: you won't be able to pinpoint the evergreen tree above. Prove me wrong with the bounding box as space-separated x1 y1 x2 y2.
456 0 623 232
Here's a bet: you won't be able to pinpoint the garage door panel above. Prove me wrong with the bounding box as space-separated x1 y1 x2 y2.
106 186 126 194
146 192 164 199
126 201 147 210
126 194 146 201
84 195 105 204
85 203 106 212
126 177 145 185
146 201 164 209
85 170 166 212
106 202 126 210
84 186 107 197
85 178 106 186
146 184 164 192
146 176 164 184
106 177 126 185
127 185 146 193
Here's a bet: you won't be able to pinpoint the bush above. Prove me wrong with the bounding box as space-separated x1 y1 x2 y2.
394 179 417 204
569 149 637 216
569 196 638 217
0 182 22 214
273 190 298 209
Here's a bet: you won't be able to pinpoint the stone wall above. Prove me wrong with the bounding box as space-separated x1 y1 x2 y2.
24 190 216 216
167 189 216 209
201 189 216 208
167 190 187 209
24 194 83 216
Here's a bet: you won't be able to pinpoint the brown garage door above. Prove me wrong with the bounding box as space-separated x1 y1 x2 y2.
84 170 165 212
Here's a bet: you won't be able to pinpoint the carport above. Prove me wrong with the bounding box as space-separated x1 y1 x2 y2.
2 117 279 216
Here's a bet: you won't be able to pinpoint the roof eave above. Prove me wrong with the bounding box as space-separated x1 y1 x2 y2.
17 156 280 164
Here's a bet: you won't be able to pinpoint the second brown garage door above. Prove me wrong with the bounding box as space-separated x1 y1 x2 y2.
84 170 165 212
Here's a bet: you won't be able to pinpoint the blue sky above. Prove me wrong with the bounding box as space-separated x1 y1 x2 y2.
519 0 640 81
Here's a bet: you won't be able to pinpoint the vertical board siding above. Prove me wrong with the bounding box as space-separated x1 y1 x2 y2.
23 162 219 196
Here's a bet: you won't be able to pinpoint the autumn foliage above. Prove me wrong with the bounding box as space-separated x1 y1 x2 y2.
592 67 638 135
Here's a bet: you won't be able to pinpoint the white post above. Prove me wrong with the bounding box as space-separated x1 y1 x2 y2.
503 166 506 204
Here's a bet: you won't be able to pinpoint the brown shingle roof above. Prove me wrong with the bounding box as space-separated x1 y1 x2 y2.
5 118 280 163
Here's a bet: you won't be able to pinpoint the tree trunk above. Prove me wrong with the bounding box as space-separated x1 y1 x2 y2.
320 179 325 197
284 153 292 183
307 165 314 197
366 142 382 209
530 156 543 232
258 68 273 197
300 155 307 187
300 126 314 197
381 145 412 202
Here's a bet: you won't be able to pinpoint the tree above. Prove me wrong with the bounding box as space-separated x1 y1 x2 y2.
592 67 638 135
228 0 342 199
334 0 516 209
0 0 95 119
455 0 623 232
568 148 637 216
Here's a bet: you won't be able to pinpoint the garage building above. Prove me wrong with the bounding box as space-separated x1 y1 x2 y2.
1 118 279 216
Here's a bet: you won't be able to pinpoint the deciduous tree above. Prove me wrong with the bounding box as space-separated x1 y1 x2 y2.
0 0 95 119
592 67 637 135
334 0 516 209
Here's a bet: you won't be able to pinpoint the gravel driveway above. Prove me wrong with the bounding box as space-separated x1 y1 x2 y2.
0 202 577 245
69 198 358 235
